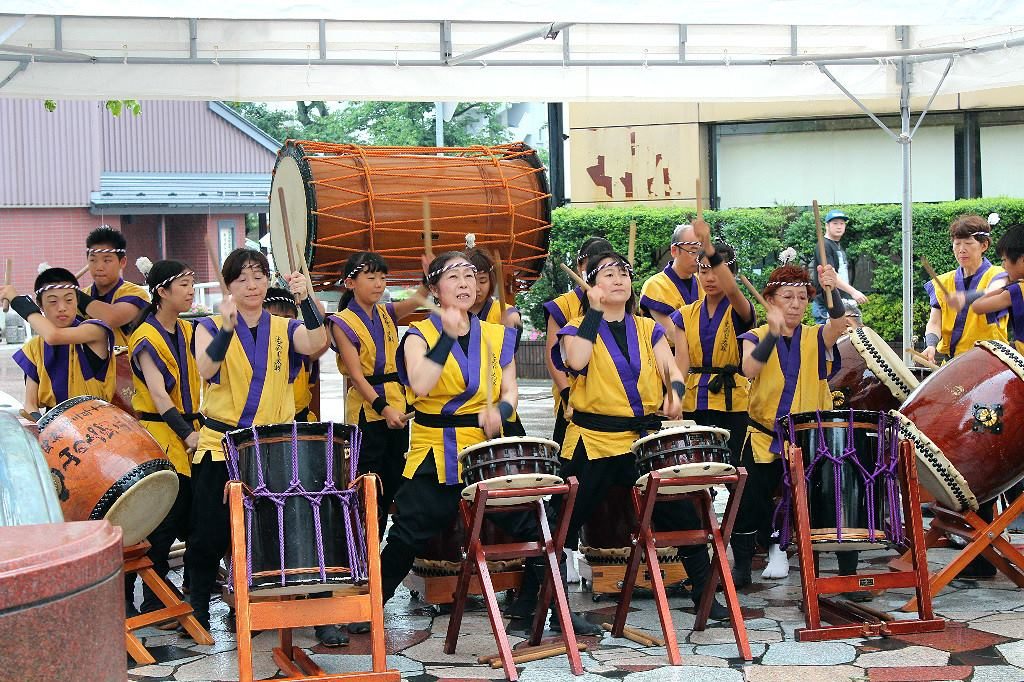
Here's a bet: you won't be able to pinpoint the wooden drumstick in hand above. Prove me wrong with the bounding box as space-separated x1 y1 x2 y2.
490 248 507 317
627 220 637 267
74 263 89 280
204 235 229 295
739 274 769 309
423 198 434 260
813 200 835 308
920 256 951 300
695 177 704 222
559 262 591 291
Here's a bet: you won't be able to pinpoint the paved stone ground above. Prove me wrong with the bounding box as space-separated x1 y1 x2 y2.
5 346 1024 681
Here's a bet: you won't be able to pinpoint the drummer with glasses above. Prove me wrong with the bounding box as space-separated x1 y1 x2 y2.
922 214 1008 364
733 261 850 591
639 223 704 347
671 217 755 464
552 250 731 622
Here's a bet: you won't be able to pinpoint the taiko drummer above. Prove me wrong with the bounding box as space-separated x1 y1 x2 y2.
4 267 116 417
549 249 731 623
186 248 327 633
733 261 854 590
77 226 152 347
127 259 202 618
672 217 755 464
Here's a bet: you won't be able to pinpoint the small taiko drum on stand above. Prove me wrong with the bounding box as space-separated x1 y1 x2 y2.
830 326 921 413
269 141 551 291
894 340 1024 512
778 410 903 551
460 436 562 506
632 421 735 494
37 396 178 546
224 421 366 595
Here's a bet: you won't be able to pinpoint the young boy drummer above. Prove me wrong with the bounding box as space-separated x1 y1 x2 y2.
4 268 115 416
672 218 754 463
76 226 151 347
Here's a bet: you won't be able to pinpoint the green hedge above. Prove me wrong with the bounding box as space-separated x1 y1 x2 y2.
516 198 1024 339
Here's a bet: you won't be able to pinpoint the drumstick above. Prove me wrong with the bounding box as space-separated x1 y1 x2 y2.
559 262 590 290
489 248 507 317
19 408 34 422
905 347 940 370
410 291 441 314
277 186 297 274
738 274 769 309
423 198 434 260
203 235 229 295
74 263 90 280
623 624 665 647
627 220 637 267
813 200 835 308
488 643 571 667
695 177 703 222
294 240 317 297
601 622 657 647
484 335 495 408
479 642 588 665
920 256 951 301
3 258 10 285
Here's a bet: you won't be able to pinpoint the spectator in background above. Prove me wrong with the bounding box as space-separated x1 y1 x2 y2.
810 210 867 324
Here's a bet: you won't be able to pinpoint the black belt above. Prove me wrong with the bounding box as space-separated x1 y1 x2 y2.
413 411 481 429
689 364 740 411
138 411 203 423
295 407 311 422
203 417 241 434
747 417 775 437
364 371 400 386
571 410 663 434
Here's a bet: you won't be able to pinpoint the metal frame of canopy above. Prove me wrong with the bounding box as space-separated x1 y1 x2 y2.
1 13 1021 357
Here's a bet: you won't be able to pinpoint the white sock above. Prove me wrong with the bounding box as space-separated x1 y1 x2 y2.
564 548 581 583
761 539 790 580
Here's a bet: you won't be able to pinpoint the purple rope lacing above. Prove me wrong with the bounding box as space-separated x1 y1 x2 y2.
773 411 904 549
225 422 369 588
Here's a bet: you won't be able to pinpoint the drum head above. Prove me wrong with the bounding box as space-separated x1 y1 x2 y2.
269 149 312 276
458 436 560 462
635 463 736 494
848 326 919 403
631 423 731 454
461 473 563 506
891 410 976 511
106 469 179 546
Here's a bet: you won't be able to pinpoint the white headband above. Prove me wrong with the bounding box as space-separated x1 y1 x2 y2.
152 269 194 291
35 283 79 297
428 261 477 281
86 247 126 256
586 260 634 282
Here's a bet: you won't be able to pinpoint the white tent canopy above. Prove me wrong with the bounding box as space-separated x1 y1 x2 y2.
4 2 1024 357
2 3 1024 100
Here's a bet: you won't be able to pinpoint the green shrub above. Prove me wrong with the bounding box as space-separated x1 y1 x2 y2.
517 198 1024 338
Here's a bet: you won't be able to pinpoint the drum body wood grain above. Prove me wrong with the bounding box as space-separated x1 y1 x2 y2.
37 396 177 546
830 327 919 413
895 340 1024 512
270 141 551 291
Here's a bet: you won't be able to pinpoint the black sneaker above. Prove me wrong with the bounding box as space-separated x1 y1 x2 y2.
347 621 371 634
315 624 349 647
549 609 602 636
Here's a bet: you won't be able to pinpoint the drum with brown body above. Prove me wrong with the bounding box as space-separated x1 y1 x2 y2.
110 347 137 417
830 326 920 413
270 141 551 291
460 436 562 505
895 340 1024 512
37 396 178 546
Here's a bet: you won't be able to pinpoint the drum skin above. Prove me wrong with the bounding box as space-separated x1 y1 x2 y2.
897 342 1024 511
227 422 355 592
783 410 897 549
37 396 177 546
461 437 561 488
270 141 551 291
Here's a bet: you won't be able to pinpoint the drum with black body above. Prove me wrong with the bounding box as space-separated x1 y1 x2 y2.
779 410 903 551
224 421 365 594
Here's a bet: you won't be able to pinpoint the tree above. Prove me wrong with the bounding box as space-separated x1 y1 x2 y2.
224 102 296 143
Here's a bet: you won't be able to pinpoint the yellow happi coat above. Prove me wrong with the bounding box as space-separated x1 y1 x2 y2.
671 298 753 413
13 319 115 408
399 315 517 485
328 301 404 425
925 258 1008 357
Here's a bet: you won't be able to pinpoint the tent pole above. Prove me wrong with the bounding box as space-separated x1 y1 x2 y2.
899 55 914 366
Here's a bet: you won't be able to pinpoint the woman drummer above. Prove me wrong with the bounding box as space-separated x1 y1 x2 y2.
550 249 730 622
672 218 755 464
922 214 1008 363
186 248 327 632
4 267 115 416
732 261 848 589
543 237 614 445
327 252 427 539
127 260 201 615
465 245 527 436
263 287 328 422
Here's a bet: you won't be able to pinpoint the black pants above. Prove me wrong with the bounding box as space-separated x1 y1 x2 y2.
184 452 231 606
685 409 747 467
357 415 409 539
142 473 192 610
555 440 703 556
734 439 784 548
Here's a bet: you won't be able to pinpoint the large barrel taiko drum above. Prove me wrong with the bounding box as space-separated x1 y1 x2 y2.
37 396 178 546
830 326 921 413
270 141 551 291
894 340 1024 512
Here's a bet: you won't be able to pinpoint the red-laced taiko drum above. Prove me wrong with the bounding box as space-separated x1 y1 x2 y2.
269 141 551 291
894 340 1024 512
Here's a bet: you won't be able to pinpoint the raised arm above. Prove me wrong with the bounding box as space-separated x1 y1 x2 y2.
284 272 329 356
